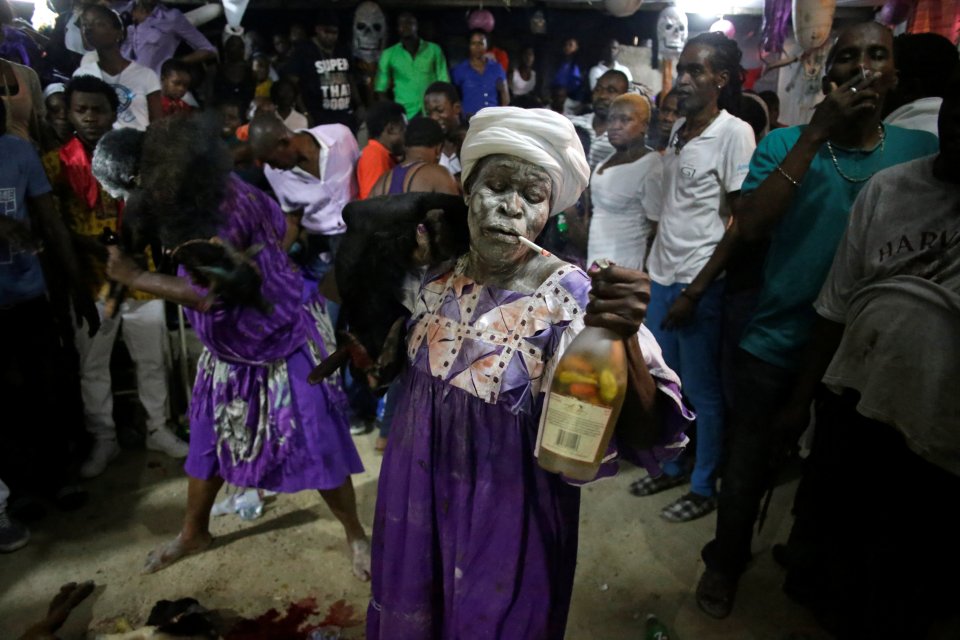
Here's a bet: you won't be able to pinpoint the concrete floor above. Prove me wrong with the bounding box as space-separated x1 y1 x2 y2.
0 434 830 639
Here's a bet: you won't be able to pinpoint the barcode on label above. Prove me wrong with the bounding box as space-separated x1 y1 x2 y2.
541 392 613 462
554 429 581 452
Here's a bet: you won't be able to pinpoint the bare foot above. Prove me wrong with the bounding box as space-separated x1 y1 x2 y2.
142 532 212 574
350 538 371 582
20 581 95 639
374 436 388 453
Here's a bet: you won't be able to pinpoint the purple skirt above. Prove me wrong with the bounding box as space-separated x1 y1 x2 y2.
367 367 581 640
185 344 363 493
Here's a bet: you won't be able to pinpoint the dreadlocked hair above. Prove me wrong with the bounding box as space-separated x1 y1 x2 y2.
687 32 745 117
135 113 232 248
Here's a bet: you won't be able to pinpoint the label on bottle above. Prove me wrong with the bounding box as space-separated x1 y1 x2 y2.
541 392 612 462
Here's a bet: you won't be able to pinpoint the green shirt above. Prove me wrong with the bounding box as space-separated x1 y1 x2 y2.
374 39 449 118
739 124 939 370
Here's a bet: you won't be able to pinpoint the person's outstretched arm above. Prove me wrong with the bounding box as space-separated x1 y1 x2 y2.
105 245 205 309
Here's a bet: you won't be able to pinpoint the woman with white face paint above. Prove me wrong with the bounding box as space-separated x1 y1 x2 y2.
365 106 691 639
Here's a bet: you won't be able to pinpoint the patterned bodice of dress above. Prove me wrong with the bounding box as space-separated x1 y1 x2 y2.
406 258 592 416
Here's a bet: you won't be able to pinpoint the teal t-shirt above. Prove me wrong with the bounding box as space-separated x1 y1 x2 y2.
739 124 939 370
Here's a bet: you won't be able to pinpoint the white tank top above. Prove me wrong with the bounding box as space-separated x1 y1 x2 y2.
510 68 536 96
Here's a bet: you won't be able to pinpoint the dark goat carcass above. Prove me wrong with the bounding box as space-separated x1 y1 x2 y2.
309 192 469 387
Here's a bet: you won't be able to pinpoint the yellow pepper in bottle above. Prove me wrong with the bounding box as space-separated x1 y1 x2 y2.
599 369 618 403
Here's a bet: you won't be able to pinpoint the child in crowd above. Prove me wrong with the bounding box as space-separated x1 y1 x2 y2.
252 54 273 101
216 98 245 146
43 83 72 149
159 58 194 117
271 79 308 131
271 32 293 74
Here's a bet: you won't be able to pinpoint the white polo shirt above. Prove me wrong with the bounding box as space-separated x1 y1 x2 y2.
264 124 360 236
647 109 755 286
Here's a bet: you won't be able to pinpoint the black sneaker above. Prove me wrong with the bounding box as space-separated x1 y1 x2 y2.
0 510 30 553
696 568 737 619
55 485 89 512
349 418 375 436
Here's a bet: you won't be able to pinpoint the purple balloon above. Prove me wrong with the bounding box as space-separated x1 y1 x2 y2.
468 9 495 33
877 0 915 26
761 0 792 54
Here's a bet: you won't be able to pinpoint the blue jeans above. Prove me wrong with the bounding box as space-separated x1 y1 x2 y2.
646 280 725 497
292 233 343 283
377 377 404 438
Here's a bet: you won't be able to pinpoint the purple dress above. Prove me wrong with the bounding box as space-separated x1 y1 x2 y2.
367 258 691 639
182 176 362 492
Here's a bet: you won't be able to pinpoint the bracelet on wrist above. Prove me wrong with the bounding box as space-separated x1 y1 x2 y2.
776 165 801 187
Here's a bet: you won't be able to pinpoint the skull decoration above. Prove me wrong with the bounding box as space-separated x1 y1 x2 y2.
353 1 387 64
657 5 688 61
529 10 547 35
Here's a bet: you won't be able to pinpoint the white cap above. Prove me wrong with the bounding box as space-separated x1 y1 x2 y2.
43 83 66 100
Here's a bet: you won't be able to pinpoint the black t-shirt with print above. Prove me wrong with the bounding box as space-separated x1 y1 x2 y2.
290 42 354 129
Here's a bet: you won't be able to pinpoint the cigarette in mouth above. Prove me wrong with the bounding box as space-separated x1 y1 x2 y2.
518 235 552 257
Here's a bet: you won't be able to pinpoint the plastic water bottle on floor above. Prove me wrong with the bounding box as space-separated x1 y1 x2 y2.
644 614 671 640
235 489 264 521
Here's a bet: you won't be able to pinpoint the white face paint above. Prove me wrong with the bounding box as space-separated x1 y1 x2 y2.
466 156 551 269
657 6 688 60
352 1 387 63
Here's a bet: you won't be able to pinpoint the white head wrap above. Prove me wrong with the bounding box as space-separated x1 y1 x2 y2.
43 83 66 100
460 107 589 215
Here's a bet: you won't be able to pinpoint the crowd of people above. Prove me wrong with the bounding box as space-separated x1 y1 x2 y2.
2 2 959 638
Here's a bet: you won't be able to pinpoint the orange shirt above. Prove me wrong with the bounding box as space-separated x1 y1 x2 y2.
490 47 509 74
356 139 396 199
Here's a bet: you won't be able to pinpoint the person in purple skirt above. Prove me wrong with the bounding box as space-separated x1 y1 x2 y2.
364 107 692 639
93 120 371 580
